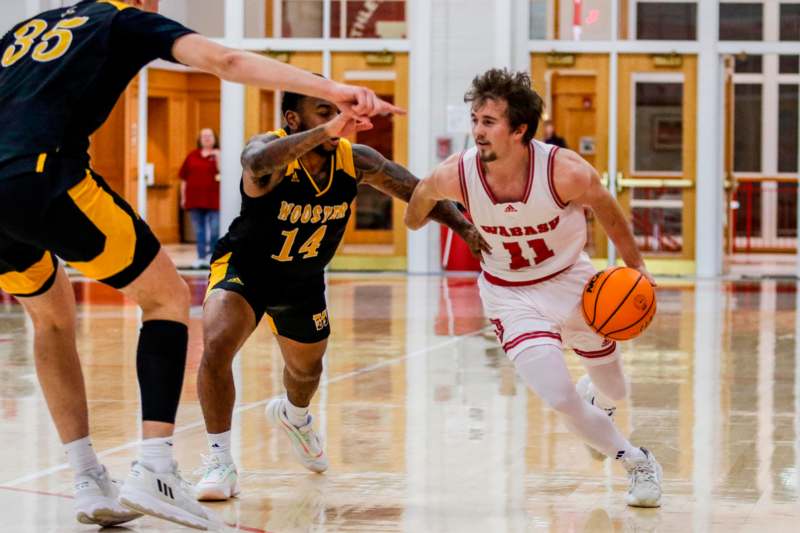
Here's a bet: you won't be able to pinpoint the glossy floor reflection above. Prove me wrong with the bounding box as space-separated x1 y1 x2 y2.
1 275 799 532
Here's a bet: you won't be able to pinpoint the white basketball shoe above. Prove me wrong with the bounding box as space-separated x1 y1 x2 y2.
195 455 240 501
576 374 617 460
266 397 329 473
119 461 219 530
74 465 142 526
622 448 663 508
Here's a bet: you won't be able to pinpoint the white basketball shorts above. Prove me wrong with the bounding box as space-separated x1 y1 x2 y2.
478 253 619 366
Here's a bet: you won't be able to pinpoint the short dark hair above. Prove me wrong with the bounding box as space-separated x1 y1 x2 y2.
281 90 307 116
281 73 327 117
464 68 543 144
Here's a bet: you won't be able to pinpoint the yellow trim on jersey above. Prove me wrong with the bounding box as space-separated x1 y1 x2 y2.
335 138 356 178
264 313 278 335
0 251 54 296
205 252 232 301
269 128 356 180
35 153 47 173
97 0 132 11
65 170 136 280
298 157 334 197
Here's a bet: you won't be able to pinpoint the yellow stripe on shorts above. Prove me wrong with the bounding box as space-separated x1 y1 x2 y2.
0 251 54 296
65 170 136 280
205 252 232 302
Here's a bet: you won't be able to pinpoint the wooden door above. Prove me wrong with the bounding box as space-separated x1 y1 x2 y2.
530 53 609 259
331 52 409 267
617 54 697 267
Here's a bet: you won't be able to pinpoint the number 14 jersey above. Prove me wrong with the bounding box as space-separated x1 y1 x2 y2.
458 139 587 286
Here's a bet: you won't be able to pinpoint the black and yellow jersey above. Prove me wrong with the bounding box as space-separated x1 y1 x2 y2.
0 0 194 171
217 128 358 279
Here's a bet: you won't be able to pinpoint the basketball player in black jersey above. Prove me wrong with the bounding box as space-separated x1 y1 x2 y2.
0 1 399 529
193 91 489 500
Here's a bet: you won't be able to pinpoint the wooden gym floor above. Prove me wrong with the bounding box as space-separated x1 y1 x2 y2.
0 273 799 532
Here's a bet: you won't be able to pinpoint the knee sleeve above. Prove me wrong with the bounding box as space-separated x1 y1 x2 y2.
136 320 188 424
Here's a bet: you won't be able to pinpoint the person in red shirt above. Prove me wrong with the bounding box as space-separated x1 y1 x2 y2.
180 128 221 267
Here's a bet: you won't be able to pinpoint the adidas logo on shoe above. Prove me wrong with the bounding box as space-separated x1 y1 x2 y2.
504 204 517 213
157 479 175 500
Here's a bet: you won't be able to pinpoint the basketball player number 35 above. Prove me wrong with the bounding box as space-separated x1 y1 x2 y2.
1 17 89 68
503 239 555 269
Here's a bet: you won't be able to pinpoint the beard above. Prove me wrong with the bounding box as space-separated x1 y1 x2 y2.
479 151 498 163
292 120 336 157
313 144 336 157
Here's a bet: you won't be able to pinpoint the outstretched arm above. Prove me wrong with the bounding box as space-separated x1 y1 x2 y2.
172 34 403 118
554 149 654 285
241 112 370 196
353 145 490 256
241 128 328 193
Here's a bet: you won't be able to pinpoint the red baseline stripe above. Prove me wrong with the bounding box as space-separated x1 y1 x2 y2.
503 331 562 352
482 264 572 287
574 342 618 358
547 146 568 209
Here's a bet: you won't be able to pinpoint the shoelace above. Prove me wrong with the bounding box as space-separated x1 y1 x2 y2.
192 455 229 477
297 425 322 449
631 464 658 485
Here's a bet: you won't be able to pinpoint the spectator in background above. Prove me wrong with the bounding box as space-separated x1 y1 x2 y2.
543 119 568 148
180 128 220 268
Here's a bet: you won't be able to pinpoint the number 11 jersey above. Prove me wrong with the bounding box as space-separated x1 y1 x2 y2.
458 139 587 286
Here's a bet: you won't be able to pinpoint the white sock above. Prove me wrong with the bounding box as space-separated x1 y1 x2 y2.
589 381 617 411
514 345 639 459
139 437 174 473
284 399 309 427
620 446 647 462
64 436 101 477
207 431 233 463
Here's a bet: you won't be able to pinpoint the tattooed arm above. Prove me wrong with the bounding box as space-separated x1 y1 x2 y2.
240 127 330 196
352 144 491 256
241 111 370 197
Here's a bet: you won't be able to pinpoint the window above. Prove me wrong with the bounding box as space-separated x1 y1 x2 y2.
636 2 697 40
244 1 407 39
529 0 548 39
735 54 762 73
634 81 683 173
631 187 684 253
733 84 762 172
331 1 406 39
719 3 763 41
778 84 799 174
780 3 800 41
735 182 762 237
777 182 798 238
779 55 800 74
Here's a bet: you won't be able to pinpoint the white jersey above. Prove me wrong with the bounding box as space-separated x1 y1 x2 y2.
459 140 587 286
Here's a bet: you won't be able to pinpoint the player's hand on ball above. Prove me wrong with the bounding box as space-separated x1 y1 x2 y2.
633 265 657 287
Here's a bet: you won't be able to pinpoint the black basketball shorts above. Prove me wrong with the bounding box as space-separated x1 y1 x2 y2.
205 248 330 344
0 154 160 296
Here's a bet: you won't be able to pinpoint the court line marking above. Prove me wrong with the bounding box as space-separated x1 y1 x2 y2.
3 328 486 488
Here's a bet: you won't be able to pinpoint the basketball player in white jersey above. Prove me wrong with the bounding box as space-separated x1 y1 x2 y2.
406 69 662 507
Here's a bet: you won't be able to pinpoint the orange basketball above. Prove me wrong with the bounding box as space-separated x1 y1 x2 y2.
581 267 656 341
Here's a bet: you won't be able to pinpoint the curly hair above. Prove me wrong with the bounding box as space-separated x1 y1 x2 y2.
464 68 544 144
